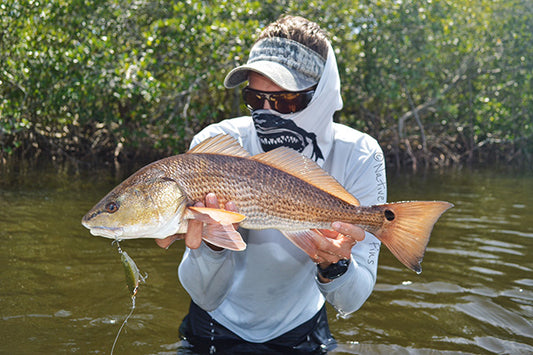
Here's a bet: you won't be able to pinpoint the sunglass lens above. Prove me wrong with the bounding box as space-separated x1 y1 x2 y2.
242 90 263 110
273 92 300 114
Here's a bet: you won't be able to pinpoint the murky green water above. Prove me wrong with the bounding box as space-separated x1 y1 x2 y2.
1 164 532 354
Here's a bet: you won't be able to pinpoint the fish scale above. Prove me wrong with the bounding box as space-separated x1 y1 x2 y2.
162 153 365 231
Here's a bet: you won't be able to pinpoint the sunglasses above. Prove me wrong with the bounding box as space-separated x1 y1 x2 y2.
242 87 315 114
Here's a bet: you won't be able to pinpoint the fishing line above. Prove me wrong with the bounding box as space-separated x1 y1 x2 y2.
110 240 147 355
111 297 135 355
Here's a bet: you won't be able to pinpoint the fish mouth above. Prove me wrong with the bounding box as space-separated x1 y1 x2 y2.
83 224 124 239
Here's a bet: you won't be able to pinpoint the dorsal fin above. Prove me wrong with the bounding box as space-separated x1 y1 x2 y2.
187 134 251 158
252 147 360 206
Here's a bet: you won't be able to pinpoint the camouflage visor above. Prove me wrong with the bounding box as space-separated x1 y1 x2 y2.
224 37 326 92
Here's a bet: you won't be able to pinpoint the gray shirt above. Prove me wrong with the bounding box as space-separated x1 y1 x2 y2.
178 116 386 342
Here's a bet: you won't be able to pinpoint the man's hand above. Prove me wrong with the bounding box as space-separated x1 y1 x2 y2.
155 193 239 250
314 222 365 270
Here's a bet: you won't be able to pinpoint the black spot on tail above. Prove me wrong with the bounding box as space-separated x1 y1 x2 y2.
384 209 395 221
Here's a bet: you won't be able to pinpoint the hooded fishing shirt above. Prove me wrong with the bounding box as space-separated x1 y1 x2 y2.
178 44 386 343
178 117 386 343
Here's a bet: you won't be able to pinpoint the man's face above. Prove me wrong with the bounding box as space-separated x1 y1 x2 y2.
247 72 284 111
246 72 324 161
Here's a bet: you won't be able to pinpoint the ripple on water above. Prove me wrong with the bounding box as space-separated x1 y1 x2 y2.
432 335 533 355
333 341 476 354
374 281 465 294
427 246 500 260
468 266 505 276
473 336 533 354
515 278 533 287
498 229 533 238
455 295 533 339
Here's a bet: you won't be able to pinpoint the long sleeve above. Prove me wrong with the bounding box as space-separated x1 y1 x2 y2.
178 242 238 311
316 125 387 314
316 232 381 314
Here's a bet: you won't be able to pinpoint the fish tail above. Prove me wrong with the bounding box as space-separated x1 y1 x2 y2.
373 201 453 273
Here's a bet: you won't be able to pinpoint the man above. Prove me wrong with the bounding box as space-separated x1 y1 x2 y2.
159 15 386 353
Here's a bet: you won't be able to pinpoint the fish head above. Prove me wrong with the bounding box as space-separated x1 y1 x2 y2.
81 166 187 240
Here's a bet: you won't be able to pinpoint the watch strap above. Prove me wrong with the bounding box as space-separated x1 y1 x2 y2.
317 259 351 280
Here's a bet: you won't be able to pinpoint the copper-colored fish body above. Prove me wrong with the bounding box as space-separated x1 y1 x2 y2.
161 153 357 231
82 134 453 273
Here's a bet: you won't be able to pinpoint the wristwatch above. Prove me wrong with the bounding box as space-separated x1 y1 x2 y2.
317 259 351 280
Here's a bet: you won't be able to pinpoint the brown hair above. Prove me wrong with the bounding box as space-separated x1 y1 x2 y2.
256 15 329 60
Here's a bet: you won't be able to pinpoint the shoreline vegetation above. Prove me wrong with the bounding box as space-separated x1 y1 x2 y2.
1 1 531 172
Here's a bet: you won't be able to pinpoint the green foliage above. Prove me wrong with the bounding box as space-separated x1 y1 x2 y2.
1 0 531 167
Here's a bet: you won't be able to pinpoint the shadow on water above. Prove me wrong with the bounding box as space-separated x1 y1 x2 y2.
1 163 532 354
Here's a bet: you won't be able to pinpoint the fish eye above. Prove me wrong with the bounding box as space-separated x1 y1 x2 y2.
105 202 119 213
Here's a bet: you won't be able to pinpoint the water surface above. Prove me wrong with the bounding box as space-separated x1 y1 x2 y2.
1 164 532 354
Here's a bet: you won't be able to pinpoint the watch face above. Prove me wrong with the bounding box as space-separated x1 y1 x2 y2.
318 259 350 279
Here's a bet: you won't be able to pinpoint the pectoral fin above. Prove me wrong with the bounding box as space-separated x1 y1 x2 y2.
186 207 247 251
281 230 323 258
187 206 246 224
201 225 246 251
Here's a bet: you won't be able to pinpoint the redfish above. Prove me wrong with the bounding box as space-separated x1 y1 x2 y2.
82 134 452 273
